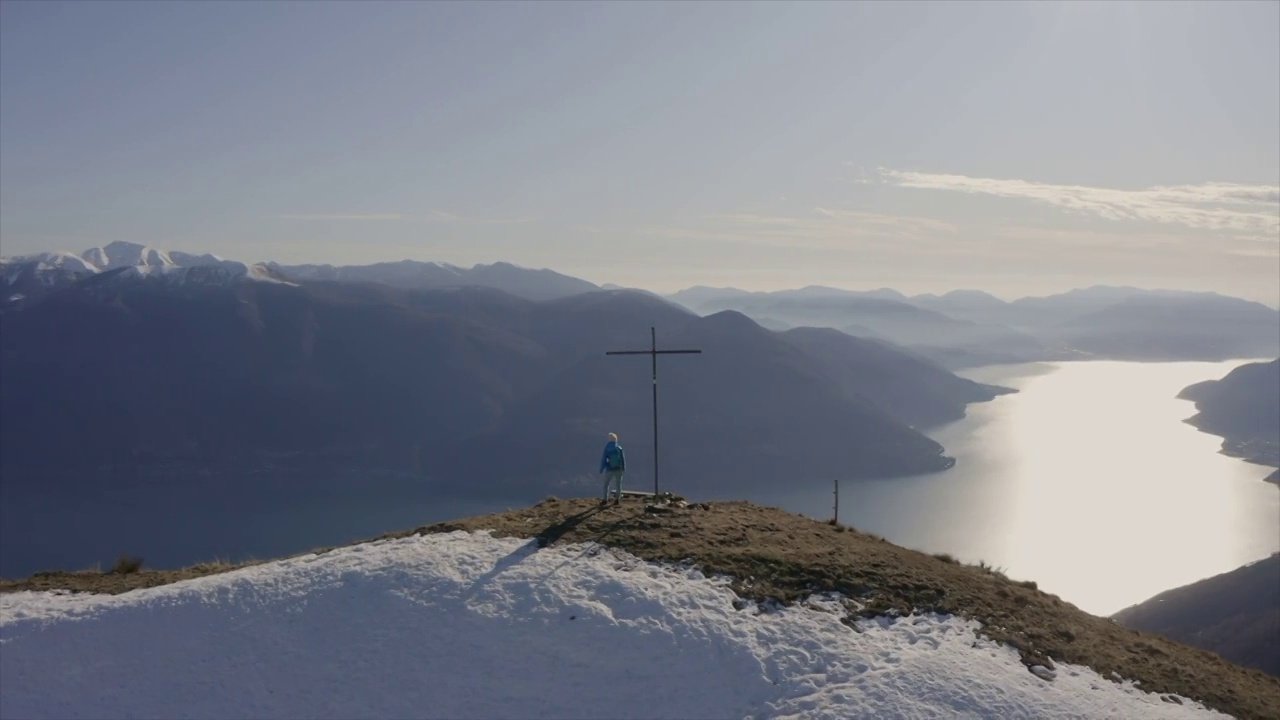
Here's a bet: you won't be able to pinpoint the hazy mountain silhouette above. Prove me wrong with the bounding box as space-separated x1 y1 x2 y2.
668 284 1280 366
1 276 1002 502
1050 294 1280 361
0 279 545 474
1178 359 1280 472
456 308 985 496
781 327 1016 429
666 286 759 307
909 290 1011 321
667 289 1046 369
913 286 1280 359
1112 553 1280 676
267 259 599 301
1002 286 1155 328
668 285 908 307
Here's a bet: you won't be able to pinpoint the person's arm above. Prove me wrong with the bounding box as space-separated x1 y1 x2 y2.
619 445 625 470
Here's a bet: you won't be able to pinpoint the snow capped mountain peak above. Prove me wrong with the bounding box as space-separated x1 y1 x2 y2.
81 241 179 270
1 251 99 276
1 243 293 301
116 259 296 287
1 252 101 292
79 241 231 272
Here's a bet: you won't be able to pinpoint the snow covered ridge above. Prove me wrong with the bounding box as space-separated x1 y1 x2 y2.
0 251 100 285
0 531 1221 720
115 260 296 286
1 240 295 290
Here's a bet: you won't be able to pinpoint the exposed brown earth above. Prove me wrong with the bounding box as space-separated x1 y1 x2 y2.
4 495 1278 719
0 559 250 596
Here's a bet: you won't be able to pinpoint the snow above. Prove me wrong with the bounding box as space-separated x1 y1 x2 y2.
81 241 176 270
245 262 298 285
119 261 297 286
80 242 229 271
169 250 228 267
0 252 100 285
0 531 1220 720
0 243 292 290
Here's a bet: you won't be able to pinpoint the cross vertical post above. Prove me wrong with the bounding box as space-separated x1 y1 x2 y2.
650 327 659 498
606 326 702 496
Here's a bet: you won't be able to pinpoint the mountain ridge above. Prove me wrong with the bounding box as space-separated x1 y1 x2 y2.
266 258 600 301
2 241 601 305
0 275 999 498
1113 553 1280 677
665 283 1280 366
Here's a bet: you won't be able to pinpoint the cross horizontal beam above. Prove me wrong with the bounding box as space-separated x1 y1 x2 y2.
605 349 702 355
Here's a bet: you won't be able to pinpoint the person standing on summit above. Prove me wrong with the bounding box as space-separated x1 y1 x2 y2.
599 432 626 504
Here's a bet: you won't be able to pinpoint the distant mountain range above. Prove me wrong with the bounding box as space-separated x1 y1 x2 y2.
7 243 1277 368
1 242 293 304
667 285 1280 368
1113 553 1280 677
264 259 599 301
1 241 600 305
1 242 1011 506
667 287 1047 368
4 240 1276 491
1179 359 1280 480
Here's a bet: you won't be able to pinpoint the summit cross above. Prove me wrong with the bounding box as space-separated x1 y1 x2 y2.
605 326 702 496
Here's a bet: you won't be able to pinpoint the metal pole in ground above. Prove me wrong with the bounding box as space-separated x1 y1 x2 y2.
651 327 658 496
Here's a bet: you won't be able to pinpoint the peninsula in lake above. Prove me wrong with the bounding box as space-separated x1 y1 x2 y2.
1178 359 1280 483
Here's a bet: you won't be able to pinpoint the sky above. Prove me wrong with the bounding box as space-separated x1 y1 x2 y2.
1 0 1277 304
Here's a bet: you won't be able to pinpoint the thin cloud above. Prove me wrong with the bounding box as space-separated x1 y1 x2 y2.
874 169 1280 240
276 214 403 221
428 209 535 225
614 208 958 252
274 211 535 225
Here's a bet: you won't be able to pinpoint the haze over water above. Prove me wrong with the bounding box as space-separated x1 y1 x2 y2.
755 359 1280 617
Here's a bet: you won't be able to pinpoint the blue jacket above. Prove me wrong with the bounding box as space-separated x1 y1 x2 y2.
600 440 625 472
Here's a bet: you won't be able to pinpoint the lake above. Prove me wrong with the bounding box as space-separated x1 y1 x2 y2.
747 359 1280 617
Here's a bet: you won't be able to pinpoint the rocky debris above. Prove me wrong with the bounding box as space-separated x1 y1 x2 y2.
1029 665 1057 682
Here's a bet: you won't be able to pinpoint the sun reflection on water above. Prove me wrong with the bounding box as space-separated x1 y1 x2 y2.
758 359 1279 617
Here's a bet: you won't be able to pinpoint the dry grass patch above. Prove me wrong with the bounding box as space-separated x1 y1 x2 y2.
109 554 145 575
399 496 1280 720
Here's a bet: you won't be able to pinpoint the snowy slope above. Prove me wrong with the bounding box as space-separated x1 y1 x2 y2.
79 241 241 272
0 531 1221 719
122 260 295 286
269 258 469 283
82 241 178 270
1 251 99 285
1 241 292 295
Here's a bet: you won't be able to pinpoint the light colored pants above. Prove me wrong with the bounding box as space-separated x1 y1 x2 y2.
602 469 624 500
